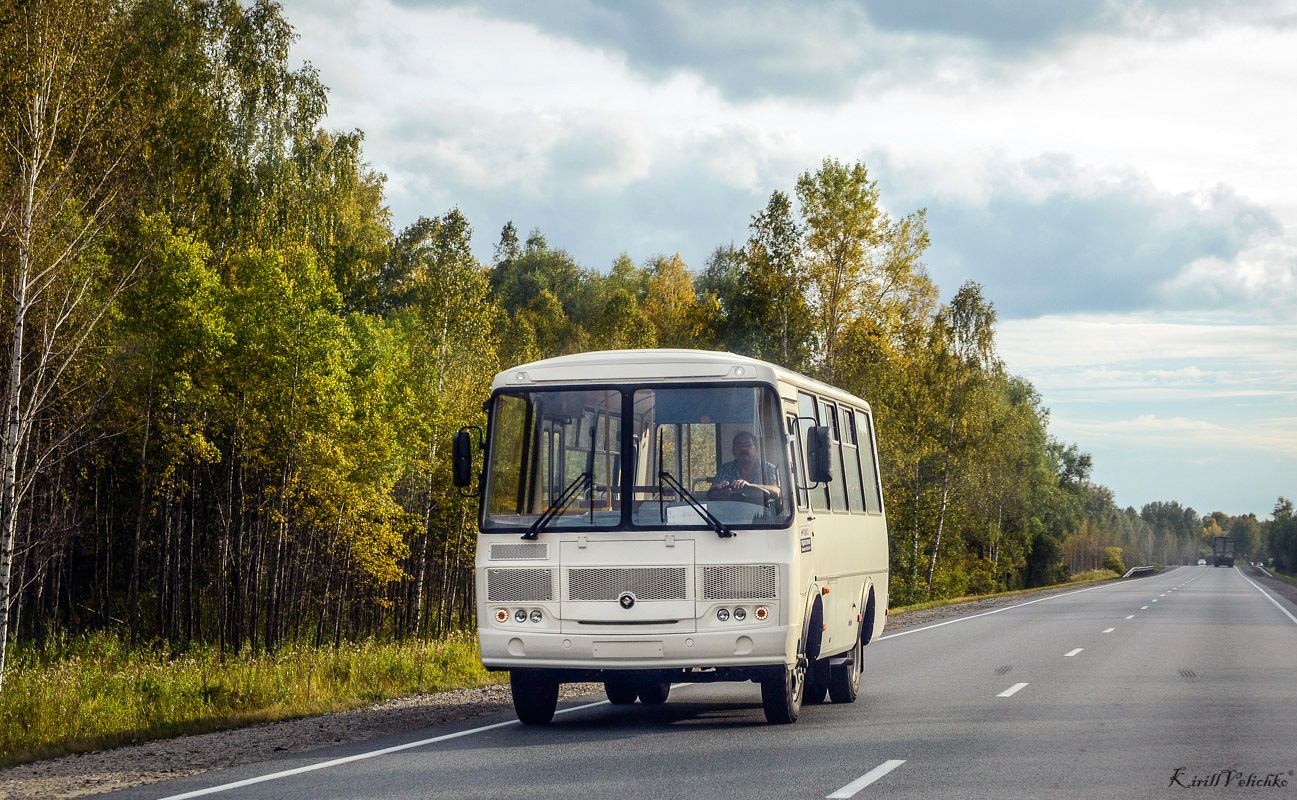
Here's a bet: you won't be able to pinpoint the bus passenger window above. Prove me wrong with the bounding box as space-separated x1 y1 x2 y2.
821 400 849 512
854 409 883 512
841 408 866 514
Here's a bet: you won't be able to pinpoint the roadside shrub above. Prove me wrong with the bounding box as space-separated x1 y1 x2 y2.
1103 546 1126 575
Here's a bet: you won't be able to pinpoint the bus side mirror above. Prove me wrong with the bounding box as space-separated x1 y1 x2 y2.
453 428 475 488
805 425 833 483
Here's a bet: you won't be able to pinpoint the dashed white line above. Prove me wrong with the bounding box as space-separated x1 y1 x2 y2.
997 682 1029 698
827 760 907 798
1152 599 1158 603
1125 615 1135 619
1141 606 1149 610
1064 648 1084 657
1102 628 1115 633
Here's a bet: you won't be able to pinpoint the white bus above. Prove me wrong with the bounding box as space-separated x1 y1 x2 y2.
453 349 889 724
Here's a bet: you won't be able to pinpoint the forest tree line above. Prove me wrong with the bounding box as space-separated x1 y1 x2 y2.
2 0 1293 688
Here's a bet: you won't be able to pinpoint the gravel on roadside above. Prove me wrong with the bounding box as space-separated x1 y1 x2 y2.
13 567 1292 800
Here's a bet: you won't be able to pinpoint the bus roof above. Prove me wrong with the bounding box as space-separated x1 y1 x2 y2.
491 349 872 410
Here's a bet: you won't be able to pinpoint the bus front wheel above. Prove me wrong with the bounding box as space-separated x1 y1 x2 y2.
761 659 805 724
511 669 559 725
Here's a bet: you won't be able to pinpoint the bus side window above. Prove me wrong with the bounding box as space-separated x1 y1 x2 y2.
820 400 849 512
788 413 808 509
854 409 883 512
841 408 866 514
798 392 829 512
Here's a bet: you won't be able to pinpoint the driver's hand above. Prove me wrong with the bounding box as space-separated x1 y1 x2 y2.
732 479 749 490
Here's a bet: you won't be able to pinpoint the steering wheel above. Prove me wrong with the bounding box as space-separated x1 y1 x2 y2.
708 483 770 505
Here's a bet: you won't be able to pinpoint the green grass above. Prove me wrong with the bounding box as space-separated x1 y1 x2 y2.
889 569 1123 616
0 631 503 767
1265 567 1297 587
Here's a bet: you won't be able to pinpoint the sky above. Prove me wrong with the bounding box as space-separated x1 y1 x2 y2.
280 0 1297 518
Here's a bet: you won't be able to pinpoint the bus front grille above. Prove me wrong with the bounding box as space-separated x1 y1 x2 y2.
567 567 688 601
486 568 554 602
489 543 548 560
701 564 778 600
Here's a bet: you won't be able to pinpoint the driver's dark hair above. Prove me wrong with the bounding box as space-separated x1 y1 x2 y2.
732 430 756 448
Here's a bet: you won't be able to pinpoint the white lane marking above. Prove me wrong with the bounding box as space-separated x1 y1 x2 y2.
1064 648 1083 657
1141 606 1149 610
879 582 1115 641
1238 571 1297 626
155 699 610 800
1152 599 1158 603
827 760 907 798
997 682 1029 697
1102 628 1115 633
1125 615 1135 619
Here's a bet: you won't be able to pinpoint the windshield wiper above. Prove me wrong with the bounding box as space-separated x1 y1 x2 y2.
658 470 733 538
522 472 592 540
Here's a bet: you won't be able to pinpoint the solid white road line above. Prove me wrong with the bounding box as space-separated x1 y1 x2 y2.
827 760 907 799
1125 615 1134 619
1102 628 1115 633
1064 648 1083 657
155 699 611 800
1238 571 1297 626
997 682 1029 697
879 582 1114 641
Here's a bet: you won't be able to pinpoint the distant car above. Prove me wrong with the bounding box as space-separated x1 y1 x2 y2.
1197 559 1206 566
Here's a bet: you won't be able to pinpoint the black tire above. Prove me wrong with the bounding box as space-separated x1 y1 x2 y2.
829 630 863 703
604 678 638 705
637 681 670 705
761 661 805 724
511 669 559 725
804 676 828 705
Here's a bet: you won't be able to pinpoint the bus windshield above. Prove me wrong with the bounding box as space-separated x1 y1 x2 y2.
481 384 792 532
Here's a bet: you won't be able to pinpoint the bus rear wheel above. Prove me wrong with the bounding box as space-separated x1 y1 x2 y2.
604 678 638 705
637 681 670 705
829 632 863 703
511 669 559 725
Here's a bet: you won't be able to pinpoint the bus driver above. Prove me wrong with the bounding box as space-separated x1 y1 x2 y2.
707 430 782 504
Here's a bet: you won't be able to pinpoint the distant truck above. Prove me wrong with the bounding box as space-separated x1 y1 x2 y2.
1213 536 1235 567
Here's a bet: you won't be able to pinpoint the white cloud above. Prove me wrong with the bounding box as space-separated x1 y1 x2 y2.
1051 413 1297 458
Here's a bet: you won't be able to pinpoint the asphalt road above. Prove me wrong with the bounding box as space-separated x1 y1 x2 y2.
116 566 1297 800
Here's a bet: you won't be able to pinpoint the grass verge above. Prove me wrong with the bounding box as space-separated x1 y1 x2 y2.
0 631 503 768
1265 567 1297 587
888 569 1123 616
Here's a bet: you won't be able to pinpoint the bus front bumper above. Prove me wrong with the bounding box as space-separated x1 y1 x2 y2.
478 625 794 671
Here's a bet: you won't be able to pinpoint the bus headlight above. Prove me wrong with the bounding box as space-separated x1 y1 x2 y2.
717 608 730 621
754 606 769 621
495 608 508 623
733 607 746 621
529 609 543 623
514 609 527 623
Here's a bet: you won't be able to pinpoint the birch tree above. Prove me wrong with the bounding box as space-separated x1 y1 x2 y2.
0 0 141 693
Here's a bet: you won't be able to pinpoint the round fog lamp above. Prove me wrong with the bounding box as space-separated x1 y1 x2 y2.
716 608 730 621
754 606 769 621
733 607 747 621
529 609 543 623
514 609 527 623
495 608 508 623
